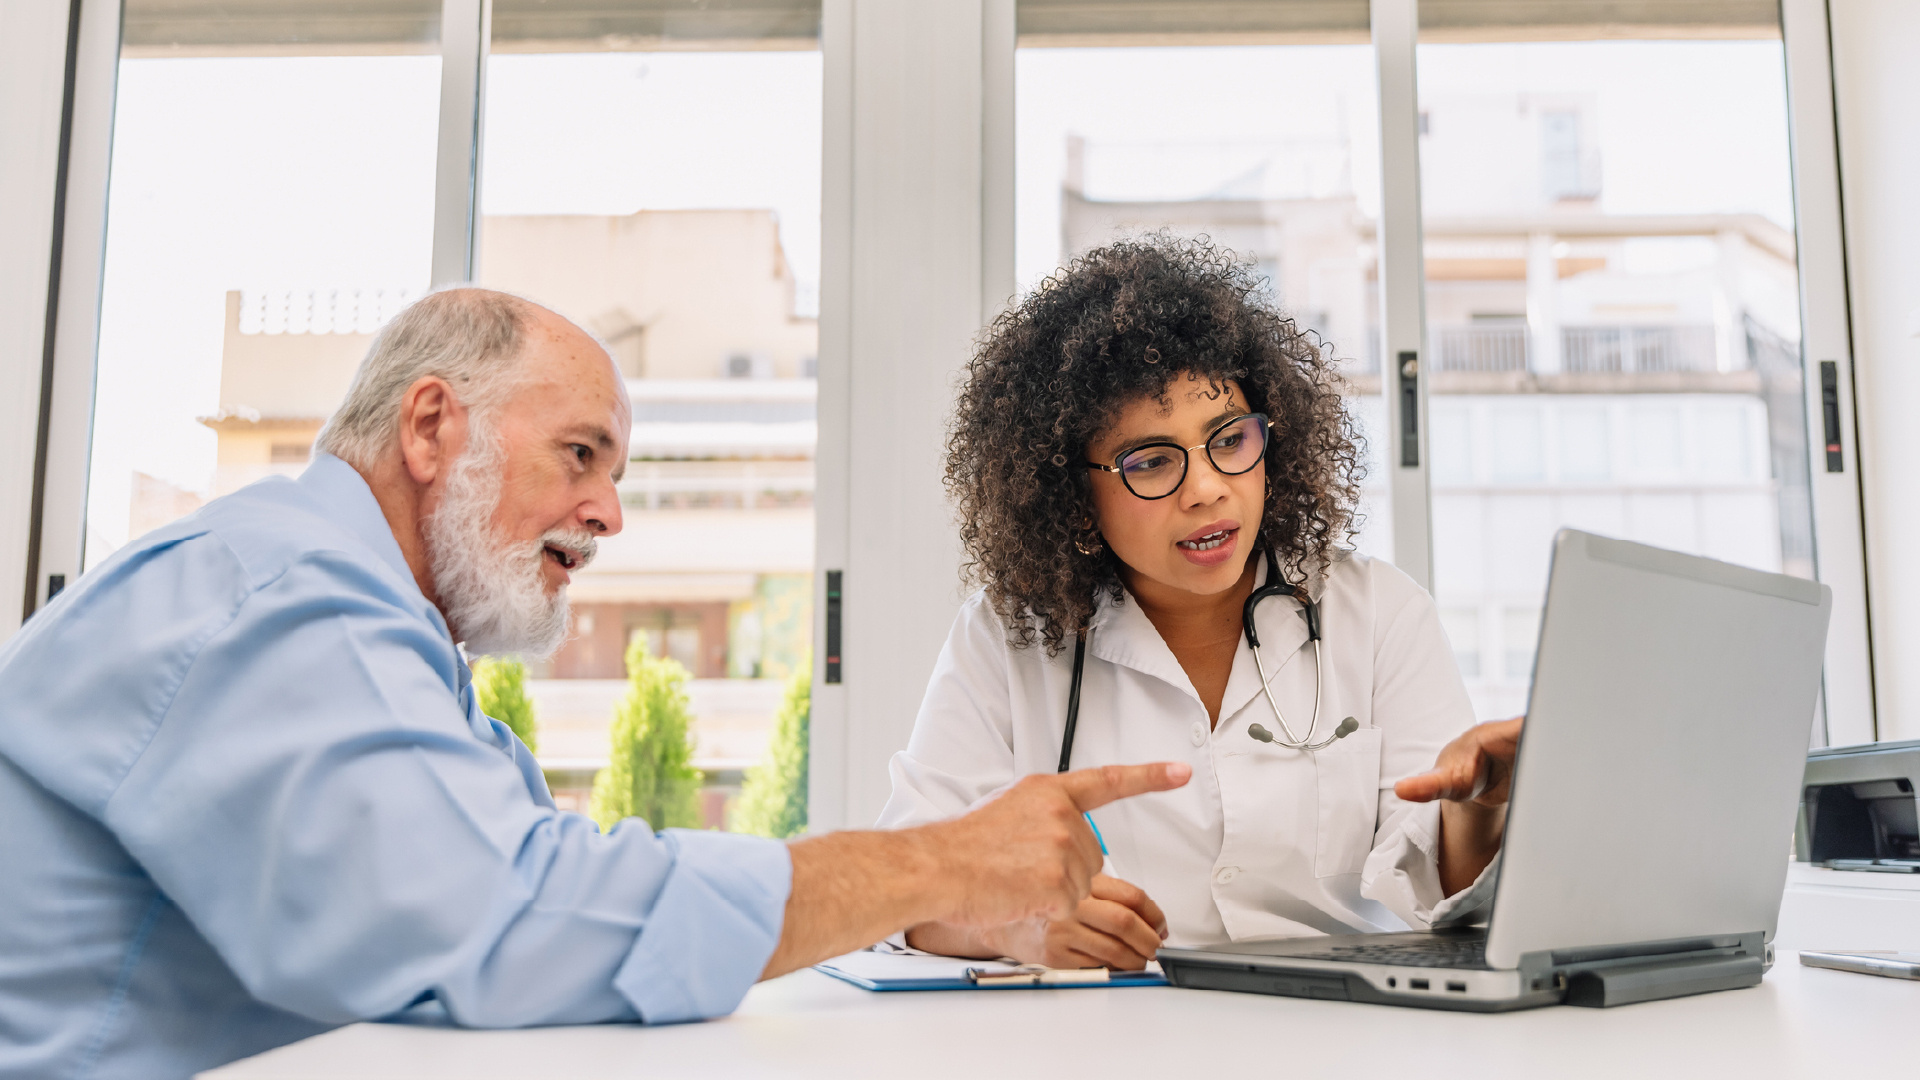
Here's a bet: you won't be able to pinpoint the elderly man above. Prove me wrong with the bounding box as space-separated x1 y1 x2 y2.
0 290 1189 1080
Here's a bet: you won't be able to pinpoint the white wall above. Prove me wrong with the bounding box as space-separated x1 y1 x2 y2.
0 0 74 640
1831 0 1920 743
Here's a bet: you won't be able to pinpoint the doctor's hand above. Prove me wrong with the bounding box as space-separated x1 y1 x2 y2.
1394 717 1523 896
984 874 1169 971
1394 716 1524 808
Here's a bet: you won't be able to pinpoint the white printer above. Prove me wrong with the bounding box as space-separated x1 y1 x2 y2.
1797 738 1920 872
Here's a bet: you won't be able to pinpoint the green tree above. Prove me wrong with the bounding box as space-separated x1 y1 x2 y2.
730 658 810 839
471 656 537 755
591 644 703 832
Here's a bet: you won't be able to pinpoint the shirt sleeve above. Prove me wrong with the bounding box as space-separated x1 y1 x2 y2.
1356 569 1497 929
102 551 791 1028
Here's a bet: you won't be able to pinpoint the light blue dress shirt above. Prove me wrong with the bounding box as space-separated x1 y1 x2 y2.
0 454 793 1080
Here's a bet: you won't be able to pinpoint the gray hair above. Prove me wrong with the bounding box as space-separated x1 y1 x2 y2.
317 288 539 470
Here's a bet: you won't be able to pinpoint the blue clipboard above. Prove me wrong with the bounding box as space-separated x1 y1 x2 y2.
814 950 1167 991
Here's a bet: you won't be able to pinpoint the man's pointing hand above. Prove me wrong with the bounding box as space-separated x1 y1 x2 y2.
925 762 1192 929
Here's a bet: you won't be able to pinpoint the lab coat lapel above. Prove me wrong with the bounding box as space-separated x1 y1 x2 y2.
1086 548 1341 713
1086 589 1203 704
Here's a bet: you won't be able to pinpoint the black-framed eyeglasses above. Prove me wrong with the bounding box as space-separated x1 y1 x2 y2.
1083 413 1271 500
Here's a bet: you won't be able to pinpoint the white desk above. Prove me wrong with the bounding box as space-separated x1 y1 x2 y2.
1776 863 1920 952
203 949 1914 1080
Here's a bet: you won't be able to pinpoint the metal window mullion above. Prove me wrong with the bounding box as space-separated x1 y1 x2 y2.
431 0 489 287
980 0 1016 321
1781 0 1875 745
1372 0 1433 591
26 0 122 618
809 0 855 833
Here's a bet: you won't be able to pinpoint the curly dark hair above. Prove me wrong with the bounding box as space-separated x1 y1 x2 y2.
945 234 1364 655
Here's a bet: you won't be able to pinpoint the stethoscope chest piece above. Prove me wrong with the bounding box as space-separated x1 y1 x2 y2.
1249 717 1357 746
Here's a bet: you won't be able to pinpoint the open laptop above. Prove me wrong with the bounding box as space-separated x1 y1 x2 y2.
1158 529 1832 1010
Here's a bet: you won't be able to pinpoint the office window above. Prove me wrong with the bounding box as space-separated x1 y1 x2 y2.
1488 406 1545 483
1429 404 1474 486
1015 1 1390 559
1556 405 1610 482
480 2 822 825
1538 109 1598 202
1439 606 1481 679
86 1 440 569
1418 6 1814 719
1501 606 1541 686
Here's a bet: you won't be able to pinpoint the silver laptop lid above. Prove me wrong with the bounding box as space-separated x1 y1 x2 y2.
1485 530 1831 969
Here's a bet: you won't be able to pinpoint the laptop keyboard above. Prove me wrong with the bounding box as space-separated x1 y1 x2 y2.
1290 938 1490 970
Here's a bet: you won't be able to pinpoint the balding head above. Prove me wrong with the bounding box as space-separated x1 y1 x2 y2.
319 287 630 657
318 288 543 471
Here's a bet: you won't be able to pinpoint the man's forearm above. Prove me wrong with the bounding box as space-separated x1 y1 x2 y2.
758 828 947 979
755 763 1191 980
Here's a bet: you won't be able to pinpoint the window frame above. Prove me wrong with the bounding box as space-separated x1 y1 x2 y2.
1779 0 1875 745
18 0 120 622
12 0 1885 833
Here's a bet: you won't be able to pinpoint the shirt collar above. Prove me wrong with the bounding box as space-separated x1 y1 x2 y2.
297 452 423 594
1085 586 1191 695
297 452 467 684
1084 551 1327 713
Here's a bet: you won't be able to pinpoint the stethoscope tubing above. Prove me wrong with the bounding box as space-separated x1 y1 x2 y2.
1249 632 1343 750
1057 634 1088 774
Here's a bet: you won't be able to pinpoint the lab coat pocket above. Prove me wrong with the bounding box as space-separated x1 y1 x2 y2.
1313 727 1383 878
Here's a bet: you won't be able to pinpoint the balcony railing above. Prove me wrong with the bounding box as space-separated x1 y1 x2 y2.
1561 325 1718 374
619 460 814 511
1433 323 1530 373
1428 323 1721 375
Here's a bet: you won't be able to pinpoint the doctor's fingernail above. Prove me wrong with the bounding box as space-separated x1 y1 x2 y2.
1164 763 1192 782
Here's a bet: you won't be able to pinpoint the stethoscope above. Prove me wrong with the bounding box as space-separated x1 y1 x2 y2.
1056 543 1358 773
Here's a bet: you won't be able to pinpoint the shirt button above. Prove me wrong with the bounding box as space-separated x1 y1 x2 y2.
1191 722 1207 746
1215 866 1240 885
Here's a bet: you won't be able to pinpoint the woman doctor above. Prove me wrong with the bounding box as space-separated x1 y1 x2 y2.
878 237 1522 970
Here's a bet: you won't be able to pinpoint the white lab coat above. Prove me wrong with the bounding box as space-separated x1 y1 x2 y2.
877 551 1492 948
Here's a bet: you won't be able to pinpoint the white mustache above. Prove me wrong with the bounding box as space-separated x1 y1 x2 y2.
539 529 598 572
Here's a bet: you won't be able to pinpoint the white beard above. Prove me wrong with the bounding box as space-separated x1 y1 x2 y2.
423 417 598 658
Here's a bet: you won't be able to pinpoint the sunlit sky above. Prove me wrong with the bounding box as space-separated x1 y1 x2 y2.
87 39 1792 554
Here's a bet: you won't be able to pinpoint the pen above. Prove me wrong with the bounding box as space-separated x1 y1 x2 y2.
1084 812 1109 856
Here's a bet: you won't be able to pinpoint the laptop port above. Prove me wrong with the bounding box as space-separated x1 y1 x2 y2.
1409 978 1429 990
1446 981 1467 993
1386 977 1397 988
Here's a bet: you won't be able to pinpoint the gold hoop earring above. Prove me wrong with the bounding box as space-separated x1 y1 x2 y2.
1075 533 1104 557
